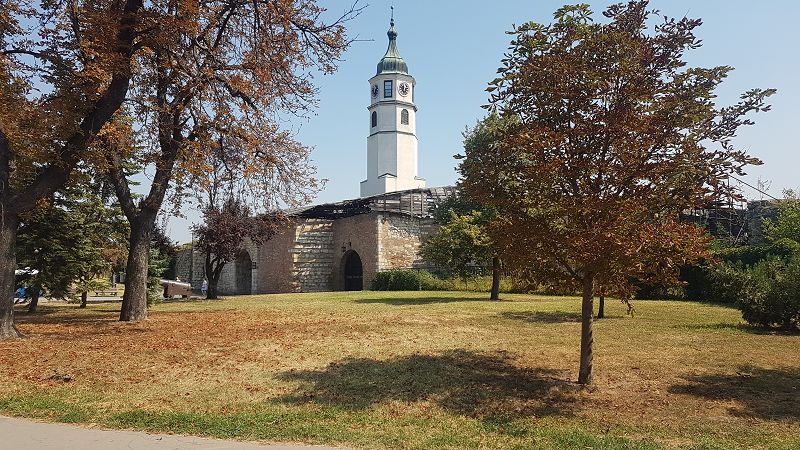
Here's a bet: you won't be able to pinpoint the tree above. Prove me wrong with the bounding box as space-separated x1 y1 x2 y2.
106 1 359 322
194 199 282 299
147 243 171 306
150 226 178 281
16 182 127 313
0 0 145 338
420 195 501 300
763 190 800 244
461 1 774 384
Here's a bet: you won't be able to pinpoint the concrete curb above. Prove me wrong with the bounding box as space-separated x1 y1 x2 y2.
0 415 345 450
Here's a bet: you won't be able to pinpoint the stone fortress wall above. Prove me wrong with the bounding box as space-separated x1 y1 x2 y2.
174 187 456 295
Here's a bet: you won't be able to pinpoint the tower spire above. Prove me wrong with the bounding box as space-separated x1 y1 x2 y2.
376 7 407 75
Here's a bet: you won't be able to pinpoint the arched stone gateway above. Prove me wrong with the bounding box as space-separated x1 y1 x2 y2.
234 251 253 295
343 250 363 291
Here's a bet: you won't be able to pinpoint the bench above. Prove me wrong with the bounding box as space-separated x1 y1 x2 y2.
94 289 119 297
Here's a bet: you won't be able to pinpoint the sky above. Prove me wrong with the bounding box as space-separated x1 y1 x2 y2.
164 0 800 243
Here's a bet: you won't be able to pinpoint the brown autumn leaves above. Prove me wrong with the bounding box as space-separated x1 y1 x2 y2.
459 2 773 383
1 0 359 332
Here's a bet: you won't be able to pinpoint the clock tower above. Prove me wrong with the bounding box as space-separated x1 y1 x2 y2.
360 17 426 197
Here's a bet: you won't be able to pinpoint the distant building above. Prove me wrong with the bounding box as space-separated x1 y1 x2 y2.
680 199 780 245
176 19 453 294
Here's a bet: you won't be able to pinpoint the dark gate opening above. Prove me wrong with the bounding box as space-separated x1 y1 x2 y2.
234 251 253 295
343 251 363 291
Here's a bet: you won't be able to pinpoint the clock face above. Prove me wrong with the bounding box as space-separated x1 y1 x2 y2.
371 84 379 98
398 82 410 97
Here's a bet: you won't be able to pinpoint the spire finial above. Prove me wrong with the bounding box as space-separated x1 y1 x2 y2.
387 6 397 40
376 5 407 75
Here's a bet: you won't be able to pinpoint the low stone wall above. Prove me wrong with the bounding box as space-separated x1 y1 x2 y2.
174 242 257 295
289 219 335 292
377 212 436 273
174 249 205 291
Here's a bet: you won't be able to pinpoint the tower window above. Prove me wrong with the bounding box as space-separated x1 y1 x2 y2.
384 80 393 98
401 109 409 125
371 111 377 128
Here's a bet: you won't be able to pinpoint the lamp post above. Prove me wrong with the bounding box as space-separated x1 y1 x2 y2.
189 228 194 290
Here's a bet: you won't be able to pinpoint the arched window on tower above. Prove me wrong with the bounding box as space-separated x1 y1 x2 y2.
401 109 409 125
371 111 377 128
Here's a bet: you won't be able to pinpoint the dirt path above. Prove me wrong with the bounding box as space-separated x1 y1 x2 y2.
0 416 345 450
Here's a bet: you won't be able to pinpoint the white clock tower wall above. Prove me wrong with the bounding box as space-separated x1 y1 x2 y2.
360 18 425 197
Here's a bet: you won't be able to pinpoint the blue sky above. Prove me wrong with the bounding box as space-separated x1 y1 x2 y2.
165 0 799 242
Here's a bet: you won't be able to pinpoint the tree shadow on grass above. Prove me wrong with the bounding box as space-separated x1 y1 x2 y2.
677 322 800 335
499 311 582 323
500 311 625 324
668 367 800 421
161 296 218 304
276 349 580 419
13 305 111 321
13 307 149 338
353 296 489 306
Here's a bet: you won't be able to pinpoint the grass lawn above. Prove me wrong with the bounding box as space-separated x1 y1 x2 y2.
1 291 799 449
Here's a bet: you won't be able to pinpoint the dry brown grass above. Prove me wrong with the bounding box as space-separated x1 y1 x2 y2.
1 291 799 449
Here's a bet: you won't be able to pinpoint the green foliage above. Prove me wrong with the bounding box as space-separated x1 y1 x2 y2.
717 239 799 266
151 227 178 280
701 262 751 305
371 271 525 294
736 255 800 331
370 270 450 291
763 190 800 244
691 199 800 329
71 278 111 303
420 208 493 281
429 195 485 225
692 199 800 320
685 241 800 305
16 185 124 298
147 245 171 306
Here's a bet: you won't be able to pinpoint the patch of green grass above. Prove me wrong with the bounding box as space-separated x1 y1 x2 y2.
548 428 660 450
0 392 94 423
105 407 664 450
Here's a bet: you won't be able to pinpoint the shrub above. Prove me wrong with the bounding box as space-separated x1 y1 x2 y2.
634 283 686 300
718 239 799 266
681 263 707 301
681 240 800 303
737 256 800 331
370 269 450 291
702 262 751 304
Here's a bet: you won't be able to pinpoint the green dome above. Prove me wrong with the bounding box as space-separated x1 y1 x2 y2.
376 19 408 75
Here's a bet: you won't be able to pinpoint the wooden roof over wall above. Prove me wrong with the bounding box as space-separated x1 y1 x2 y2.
286 187 458 220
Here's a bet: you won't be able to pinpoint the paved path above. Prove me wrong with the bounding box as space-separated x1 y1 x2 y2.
0 416 345 450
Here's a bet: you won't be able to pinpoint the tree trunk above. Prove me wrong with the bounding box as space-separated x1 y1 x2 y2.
26 287 40 314
597 288 605 319
120 221 152 321
490 256 501 300
80 291 88 308
206 282 219 300
578 274 594 385
205 253 224 300
0 214 22 339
